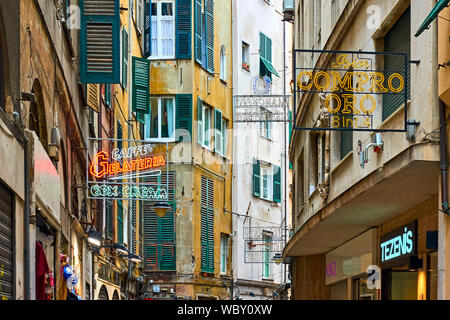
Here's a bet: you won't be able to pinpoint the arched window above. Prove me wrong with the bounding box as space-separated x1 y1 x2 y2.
220 45 226 82
29 79 49 152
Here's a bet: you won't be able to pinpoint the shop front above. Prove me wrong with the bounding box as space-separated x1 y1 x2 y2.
379 217 438 300
325 229 377 300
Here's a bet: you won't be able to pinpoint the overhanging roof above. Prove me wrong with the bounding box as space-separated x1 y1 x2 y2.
284 145 440 257
415 0 450 37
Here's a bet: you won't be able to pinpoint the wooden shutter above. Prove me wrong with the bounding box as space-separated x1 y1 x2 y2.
194 0 202 63
132 57 150 119
87 84 100 112
105 199 113 240
143 0 151 58
383 7 410 121
122 28 129 90
143 172 176 271
176 0 192 59
131 199 137 254
253 159 261 197
273 165 281 203
205 0 214 72
117 199 123 244
197 97 203 145
80 0 120 83
214 109 223 155
175 94 193 142
201 176 214 273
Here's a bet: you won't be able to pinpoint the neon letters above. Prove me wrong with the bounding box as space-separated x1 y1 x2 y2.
90 151 166 179
89 184 168 200
380 227 414 263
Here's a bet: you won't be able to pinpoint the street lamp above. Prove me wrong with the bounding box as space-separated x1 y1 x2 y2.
87 230 141 262
87 230 102 248
272 253 283 265
152 202 171 218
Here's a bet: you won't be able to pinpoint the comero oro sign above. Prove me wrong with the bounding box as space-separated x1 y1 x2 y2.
293 49 408 132
86 138 169 201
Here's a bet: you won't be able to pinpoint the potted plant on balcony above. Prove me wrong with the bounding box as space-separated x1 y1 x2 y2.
242 62 250 71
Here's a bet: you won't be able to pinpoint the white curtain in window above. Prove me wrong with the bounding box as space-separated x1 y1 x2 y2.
161 19 174 57
151 18 158 56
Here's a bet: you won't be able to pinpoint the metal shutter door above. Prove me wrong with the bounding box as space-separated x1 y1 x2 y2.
0 183 13 300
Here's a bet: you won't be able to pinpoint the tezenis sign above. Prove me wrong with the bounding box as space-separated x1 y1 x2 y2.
380 221 417 267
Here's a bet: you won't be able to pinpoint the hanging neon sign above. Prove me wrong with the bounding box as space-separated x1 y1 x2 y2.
86 138 170 201
89 151 166 179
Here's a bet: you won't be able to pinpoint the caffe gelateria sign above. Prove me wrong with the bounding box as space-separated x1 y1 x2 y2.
86 138 169 201
293 49 408 132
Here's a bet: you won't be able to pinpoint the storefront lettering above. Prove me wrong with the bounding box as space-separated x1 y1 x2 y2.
326 261 337 277
380 227 414 263
90 151 166 179
89 184 168 200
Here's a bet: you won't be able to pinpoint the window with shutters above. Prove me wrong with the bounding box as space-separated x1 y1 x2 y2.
150 2 175 59
131 199 137 254
253 160 281 203
259 32 279 79
195 0 214 73
117 199 124 244
220 234 229 274
143 172 176 271
222 117 228 157
132 57 150 122
201 176 214 273
144 97 175 142
382 7 411 121
80 0 120 84
200 103 213 150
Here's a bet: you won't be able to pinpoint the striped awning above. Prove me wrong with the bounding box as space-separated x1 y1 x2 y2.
415 0 450 37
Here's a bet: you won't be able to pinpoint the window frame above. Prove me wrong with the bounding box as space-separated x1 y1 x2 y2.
220 45 227 82
149 1 176 60
220 234 229 274
260 164 273 201
262 231 273 280
260 107 273 140
144 96 176 142
242 41 250 71
201 104 213 150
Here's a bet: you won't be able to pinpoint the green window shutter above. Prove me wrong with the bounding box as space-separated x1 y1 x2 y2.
383 7 410 121
197 97 203 145
176 0 192 59
117 200 123 244
131 200 137 254
253 159 261 197
122 28 129 90
201 176 214 273
143 0 151 58
194 0 202 63
106 199 113 240
143 172 176 271
175 94 193 142
132 57 150 119
205 0 214 73
273 165 281 203
80 0 120 83
104 84 111 108
214 109 223 154
265 37 272 63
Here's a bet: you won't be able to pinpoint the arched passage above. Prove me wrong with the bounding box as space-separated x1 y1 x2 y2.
97 285 109 300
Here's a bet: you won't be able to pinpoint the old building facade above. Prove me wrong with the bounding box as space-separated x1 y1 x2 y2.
284 0 445 300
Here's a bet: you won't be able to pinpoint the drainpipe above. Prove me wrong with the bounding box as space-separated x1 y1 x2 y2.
440 99 449 214
127 0 133 299
24 134 30 300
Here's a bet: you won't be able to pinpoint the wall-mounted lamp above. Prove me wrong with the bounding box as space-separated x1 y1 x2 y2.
152 202 171 218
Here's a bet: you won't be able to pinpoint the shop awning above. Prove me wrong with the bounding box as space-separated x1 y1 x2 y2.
260 57 280 77
415 0 450 37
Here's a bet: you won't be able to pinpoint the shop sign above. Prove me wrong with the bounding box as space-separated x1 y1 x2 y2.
293 49 408 132
380 221 417 267
86 138 169 201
